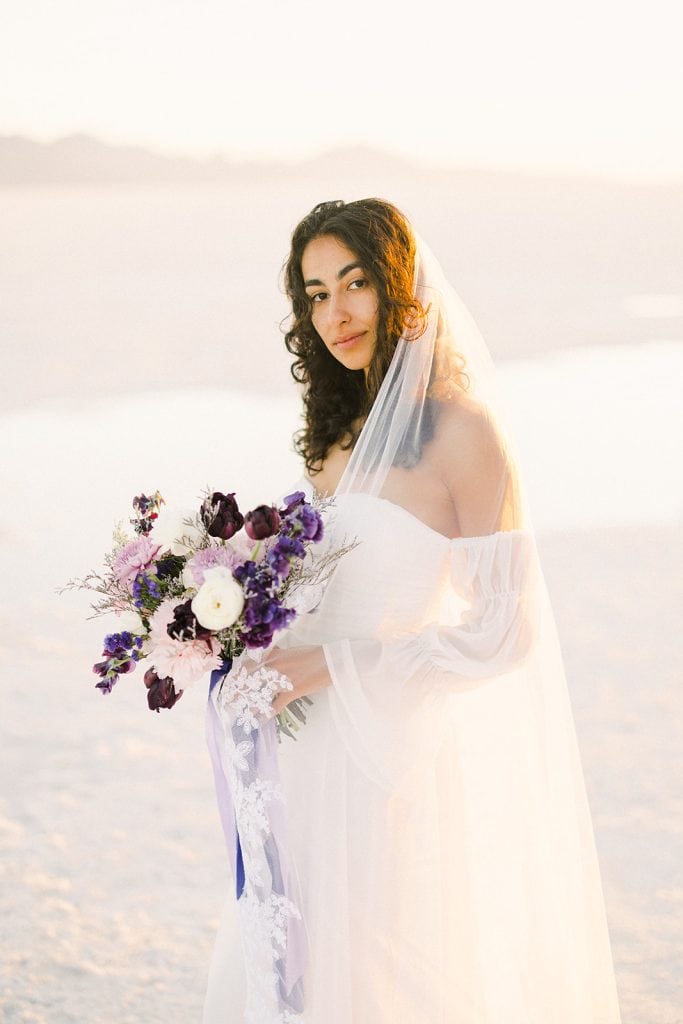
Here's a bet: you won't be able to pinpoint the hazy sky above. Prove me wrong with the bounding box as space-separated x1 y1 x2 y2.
3 0 681 181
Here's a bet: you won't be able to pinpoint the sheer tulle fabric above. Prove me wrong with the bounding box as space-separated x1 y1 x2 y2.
203 234 622 1022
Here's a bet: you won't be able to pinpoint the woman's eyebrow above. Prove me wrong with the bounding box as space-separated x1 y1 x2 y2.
304 262 363 288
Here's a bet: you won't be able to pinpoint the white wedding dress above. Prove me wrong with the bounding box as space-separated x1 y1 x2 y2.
203 486 622 1023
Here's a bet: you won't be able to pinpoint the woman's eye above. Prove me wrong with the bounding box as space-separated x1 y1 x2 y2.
349 278 366 290
309 292 327 304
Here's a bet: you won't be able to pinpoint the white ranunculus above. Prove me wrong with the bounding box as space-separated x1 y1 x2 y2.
153 506 203 556
191 566 244 631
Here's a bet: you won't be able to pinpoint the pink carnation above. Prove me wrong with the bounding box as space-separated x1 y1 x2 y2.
113 536 162 589
146 599 221 690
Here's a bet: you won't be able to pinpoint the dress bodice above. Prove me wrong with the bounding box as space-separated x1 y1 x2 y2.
283 489 461 647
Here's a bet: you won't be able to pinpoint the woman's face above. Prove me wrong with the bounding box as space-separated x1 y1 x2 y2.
301 235 380 376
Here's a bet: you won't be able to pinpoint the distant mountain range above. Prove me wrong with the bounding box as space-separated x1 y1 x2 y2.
0 133 437 186
6 132 678 191
2 132 682 415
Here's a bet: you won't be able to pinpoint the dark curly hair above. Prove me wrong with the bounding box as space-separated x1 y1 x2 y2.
282 198 429 474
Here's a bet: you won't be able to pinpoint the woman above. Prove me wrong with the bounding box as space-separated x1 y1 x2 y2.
204 199 622 1023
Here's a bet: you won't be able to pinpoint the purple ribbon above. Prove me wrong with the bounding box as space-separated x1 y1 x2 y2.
206 660 307 1012
207 661 245 899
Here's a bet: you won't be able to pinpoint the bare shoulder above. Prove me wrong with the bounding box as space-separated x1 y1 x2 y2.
433 392 520 534
307 441 352 496
434 391 508 469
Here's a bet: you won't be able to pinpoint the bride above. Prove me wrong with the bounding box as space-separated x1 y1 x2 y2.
203 198 622 1022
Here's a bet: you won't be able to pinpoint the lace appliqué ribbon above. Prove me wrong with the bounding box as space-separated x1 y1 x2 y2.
207 661 307 1023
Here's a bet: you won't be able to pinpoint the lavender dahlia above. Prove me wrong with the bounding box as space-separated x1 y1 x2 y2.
183 545 239 588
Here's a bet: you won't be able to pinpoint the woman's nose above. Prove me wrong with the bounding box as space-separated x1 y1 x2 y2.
326 292 350 325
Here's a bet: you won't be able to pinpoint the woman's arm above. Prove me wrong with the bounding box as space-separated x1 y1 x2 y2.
263 645 332 714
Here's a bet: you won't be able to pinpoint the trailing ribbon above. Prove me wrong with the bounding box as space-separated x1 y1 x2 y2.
206 660 307 1018
207 660 246 899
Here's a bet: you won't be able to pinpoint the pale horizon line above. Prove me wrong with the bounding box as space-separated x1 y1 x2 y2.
4 130 683 189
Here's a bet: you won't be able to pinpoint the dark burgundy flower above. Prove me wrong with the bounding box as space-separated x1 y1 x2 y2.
144 668 182 712
201 491 244 540
244 504 280 540
166 599 212 641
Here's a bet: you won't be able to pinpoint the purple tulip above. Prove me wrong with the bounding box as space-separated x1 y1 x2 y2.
244 504 281 540
144 668 183 712
201 491 244 540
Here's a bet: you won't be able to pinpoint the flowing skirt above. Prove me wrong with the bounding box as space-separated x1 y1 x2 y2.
203 662 622 1024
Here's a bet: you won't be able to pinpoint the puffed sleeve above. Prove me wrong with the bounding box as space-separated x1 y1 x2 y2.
342 528 541 693
416 528 539 680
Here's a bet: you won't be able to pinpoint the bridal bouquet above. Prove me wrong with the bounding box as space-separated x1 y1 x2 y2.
64 487 346 733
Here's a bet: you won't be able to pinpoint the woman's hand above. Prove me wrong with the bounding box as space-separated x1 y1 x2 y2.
260 645 332 714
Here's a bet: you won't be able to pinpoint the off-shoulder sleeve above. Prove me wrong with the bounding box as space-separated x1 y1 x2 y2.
416 528 539 680
340 529 541 693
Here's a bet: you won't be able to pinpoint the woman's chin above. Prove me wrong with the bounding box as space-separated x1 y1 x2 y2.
331 350 373 374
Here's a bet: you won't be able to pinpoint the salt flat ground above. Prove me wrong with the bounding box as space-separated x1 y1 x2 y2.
0 349 681 1023
1 177 682 1022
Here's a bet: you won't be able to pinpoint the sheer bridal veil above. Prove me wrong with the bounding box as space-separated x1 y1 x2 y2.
293 223 622 1020
204 213 622 1023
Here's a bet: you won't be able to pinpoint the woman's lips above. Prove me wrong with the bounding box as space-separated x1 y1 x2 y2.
335 332 366 350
